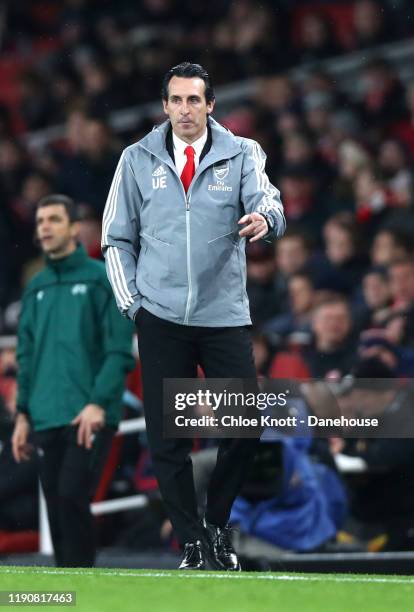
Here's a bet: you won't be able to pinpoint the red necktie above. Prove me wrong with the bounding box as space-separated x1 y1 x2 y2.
180 145 195 193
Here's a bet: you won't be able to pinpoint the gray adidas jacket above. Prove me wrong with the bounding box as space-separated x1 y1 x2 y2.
102 117 285 326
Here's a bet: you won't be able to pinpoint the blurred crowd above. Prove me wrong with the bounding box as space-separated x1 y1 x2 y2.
1 0 411 133
0 0 414 316
1 0 414 556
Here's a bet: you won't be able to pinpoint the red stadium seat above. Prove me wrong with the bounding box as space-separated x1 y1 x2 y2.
0 530 39 554
268 351 311 380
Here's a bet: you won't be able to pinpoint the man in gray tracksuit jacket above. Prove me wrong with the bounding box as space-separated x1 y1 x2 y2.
102 62 285 571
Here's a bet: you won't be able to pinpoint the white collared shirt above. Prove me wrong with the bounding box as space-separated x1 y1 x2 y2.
173 129 208 177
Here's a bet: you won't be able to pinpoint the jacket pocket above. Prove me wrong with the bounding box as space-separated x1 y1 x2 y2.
138 232 171 290
205 232 243 309
141 232 171 246
208 230 238 245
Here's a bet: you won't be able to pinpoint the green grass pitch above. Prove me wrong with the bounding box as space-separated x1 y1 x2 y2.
0 566 413 611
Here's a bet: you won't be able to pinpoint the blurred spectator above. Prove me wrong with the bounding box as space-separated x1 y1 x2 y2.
392 80 414 157
62 110 90 155
295 12 343 63
0 396 38 533
282 130 334 189
0 139 31 203
352 0 393 49
251 332 274 377
56 118 120 213
255 75 299 118
333 140 371 212
221 106 257 139
274 229 314 312
9 171 54 288
0 348 17 416
0 346 37 534
301 70 351 118
354 165 397 232
377 139 413 207
18 71 53 131
262 272 314 345
246 241 280 327
370 228 413 266
276 228 312 274
314 213 368 295
358 59 405 133
78 61 125 115
274 111 302 139
213 1 286 76
0 210 13 307
388 258 414 310
77 204 103 260
278 167 324 234
303 298 356 379
356 267 391 329
358 332 414 377
304 92 333 147
334 357 414 550
384 309 414 349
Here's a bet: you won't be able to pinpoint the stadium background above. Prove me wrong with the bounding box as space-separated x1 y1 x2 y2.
1 0 414 576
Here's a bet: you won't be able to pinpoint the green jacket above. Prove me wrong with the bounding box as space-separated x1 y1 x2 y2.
16 244 135 431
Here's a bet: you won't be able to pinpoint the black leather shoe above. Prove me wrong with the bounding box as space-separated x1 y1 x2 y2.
203 520 241 571
178 540 206 570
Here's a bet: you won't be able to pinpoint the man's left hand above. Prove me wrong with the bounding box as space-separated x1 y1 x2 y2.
71 404 105 449
238 212 268 242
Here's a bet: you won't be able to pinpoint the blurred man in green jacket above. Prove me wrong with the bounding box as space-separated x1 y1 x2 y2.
11 194 134 567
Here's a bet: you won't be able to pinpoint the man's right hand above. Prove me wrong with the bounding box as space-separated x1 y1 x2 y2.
12 413 32 463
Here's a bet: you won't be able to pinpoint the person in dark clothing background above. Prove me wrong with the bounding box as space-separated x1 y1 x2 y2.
304 298 356 379
11 194 134 567
333 357 414 550
0 397 37 533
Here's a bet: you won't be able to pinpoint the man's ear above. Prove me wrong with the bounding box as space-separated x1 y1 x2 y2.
70 221 81 240
207 100 215 115
162 99 169 116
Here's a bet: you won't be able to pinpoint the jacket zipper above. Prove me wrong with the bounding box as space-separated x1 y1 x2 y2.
184 193 192 324
55 268 61 419
139 145 216 325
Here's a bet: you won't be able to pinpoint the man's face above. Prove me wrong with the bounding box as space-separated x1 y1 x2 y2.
312 303 351 348
276 237 308 276
324 224 353 265
163 76 214 143
36 204 78 257
362 272 389 309
289 277 313 314
389 263 414 304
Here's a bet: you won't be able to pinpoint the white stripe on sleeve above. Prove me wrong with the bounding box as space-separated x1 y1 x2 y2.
102 152 125 245
107 247 133 311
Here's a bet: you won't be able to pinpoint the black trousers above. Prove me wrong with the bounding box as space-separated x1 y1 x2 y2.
34 425 115 567
136 307 259 546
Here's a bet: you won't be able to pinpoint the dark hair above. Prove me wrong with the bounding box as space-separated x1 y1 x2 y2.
363 265 388 281
377 228 413 254
313 296 350 314
161 62 215 103
36 194 78 223
289 271 314 287
278 227 313 252
388 256 414 271
325 211 361 252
